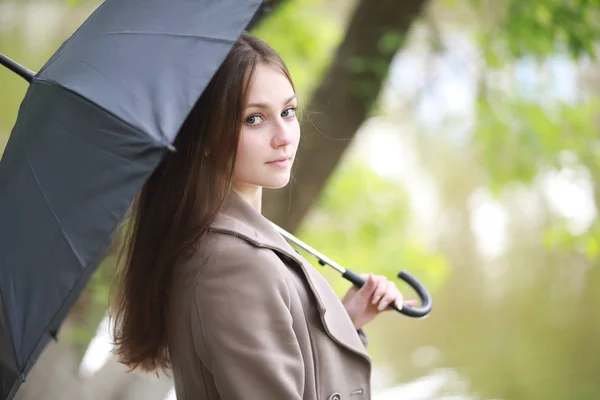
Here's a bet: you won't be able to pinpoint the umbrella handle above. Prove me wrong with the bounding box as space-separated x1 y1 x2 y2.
271 222 433 319
341 268 432 318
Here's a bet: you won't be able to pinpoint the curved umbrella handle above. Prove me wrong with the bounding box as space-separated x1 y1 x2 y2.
341 269 432 318
269 221 433 318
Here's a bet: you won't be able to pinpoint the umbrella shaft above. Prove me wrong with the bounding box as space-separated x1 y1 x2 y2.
270 222 346 275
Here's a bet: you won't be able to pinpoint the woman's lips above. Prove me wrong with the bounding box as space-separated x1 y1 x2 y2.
266 157 291 168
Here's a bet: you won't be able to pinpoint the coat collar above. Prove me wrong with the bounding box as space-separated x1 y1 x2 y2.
209 191 371 362
210 190 290 251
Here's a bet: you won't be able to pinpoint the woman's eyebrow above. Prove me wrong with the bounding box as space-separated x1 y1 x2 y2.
246 94 296 109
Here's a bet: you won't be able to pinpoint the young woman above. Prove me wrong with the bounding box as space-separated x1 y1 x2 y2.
110 32 406 400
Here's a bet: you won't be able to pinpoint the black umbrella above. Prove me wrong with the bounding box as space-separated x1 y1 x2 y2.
0 0 263 398
0 0 431 398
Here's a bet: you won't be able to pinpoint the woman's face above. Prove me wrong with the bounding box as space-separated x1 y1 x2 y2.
233 62 300 191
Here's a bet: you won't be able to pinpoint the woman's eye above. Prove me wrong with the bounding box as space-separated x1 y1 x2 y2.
245 115 264 126
282 107 297 118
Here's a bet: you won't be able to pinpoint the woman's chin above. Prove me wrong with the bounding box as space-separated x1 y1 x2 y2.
260 174 291 189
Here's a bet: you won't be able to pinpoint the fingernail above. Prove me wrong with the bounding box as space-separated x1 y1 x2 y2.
378 302 387 311
395 300 403 310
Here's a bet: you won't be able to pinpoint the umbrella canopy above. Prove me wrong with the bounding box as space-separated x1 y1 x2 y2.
0 0 263 398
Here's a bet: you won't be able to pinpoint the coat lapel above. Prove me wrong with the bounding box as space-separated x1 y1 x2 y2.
210 192 371 362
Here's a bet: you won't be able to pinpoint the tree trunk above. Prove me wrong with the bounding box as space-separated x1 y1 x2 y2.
262 0 430 232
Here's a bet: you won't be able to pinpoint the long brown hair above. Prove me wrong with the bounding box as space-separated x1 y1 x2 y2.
109 32 295 373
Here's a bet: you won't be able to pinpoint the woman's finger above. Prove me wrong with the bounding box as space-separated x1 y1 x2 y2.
378 281 397 311
371 275 387 305
356 273 377 301
393 288 404 310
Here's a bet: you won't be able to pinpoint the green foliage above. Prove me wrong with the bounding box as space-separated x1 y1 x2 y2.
473 0 600 62
346 56 388 101
506 0 599 58
467 0 600 268
544 220 600 262
0 33 41 152
297 159 450 296
63 257 117 351
475 94 600 193
474 91 599 261
252 0 343 102
378 30 409 56
345 29 409 102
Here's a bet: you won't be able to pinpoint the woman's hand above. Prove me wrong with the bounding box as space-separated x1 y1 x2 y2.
341 273 416 330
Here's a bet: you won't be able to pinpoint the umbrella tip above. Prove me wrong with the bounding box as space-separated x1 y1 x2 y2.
0 53 35 84
165 143 176 152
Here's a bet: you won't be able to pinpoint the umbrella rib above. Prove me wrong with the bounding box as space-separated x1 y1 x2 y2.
25 156 86 269
34 77 169 161
90 31 237 44
41 32 235 74
54 118 159 169
0 232 21 377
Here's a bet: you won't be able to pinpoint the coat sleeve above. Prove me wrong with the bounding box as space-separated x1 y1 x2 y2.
191 242 305 399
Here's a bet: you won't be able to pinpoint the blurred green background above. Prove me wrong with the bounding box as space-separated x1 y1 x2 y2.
1 0 599 399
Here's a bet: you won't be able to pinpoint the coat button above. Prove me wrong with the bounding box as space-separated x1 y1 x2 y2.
328 393 342 400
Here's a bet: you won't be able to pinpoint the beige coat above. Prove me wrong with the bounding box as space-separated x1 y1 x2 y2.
168 191 372 400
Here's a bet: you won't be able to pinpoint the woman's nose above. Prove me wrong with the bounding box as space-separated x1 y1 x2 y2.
271 119 294 148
